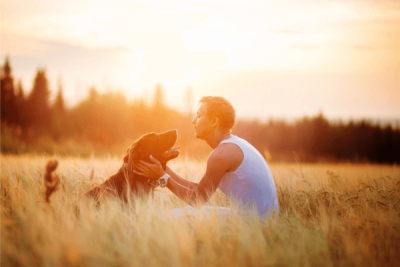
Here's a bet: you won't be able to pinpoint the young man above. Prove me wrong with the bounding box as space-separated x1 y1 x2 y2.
133 96 279 219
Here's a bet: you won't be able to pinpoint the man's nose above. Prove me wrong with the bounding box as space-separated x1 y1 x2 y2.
192 117 196 124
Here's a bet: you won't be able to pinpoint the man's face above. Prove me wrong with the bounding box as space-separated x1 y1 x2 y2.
192 103 214 139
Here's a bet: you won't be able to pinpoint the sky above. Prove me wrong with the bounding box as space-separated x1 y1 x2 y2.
1 0 400 121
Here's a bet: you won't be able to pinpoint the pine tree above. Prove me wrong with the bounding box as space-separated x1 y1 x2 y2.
1 56 18 124
51 79 67 140
16 80 25 99
15 80 27 128
27 69 51 131
53 78 65 114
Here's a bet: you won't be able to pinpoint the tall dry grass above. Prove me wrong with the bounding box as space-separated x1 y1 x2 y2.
1 155 399 267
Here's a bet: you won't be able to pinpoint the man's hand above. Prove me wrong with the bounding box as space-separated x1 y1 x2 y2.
132 156 166 180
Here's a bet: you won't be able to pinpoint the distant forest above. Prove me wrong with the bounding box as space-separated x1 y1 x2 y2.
1 57 399 163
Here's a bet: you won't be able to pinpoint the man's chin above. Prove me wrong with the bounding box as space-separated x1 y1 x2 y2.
194 132 202 139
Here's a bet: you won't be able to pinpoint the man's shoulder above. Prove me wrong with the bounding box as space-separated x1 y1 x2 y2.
213 142 242 157
208 143 244 171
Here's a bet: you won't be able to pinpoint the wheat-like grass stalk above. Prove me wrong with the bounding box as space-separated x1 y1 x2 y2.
1 155 399 267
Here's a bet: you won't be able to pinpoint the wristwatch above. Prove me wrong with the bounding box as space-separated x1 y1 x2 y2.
158 173 170 188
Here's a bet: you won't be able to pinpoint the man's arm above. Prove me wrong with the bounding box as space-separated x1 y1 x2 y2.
133 144 241 206
165 150 232 206
165 166 198 190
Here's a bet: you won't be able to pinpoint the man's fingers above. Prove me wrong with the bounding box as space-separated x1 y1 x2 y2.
133 158 161 178
132 169 146 176
134 162 151 173
136 158 160 168
140 160 157 167
134 165 146 173
134 160 158 173
149 155 160 165
135 161 151 170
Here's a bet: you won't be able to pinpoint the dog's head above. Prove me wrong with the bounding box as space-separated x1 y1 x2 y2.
124 129 180 170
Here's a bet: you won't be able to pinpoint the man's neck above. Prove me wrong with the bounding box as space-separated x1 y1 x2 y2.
206 131 232 149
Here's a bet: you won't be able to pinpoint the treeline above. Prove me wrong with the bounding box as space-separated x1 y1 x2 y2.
1 57 196 156
1 57 399 163
234 116 400 163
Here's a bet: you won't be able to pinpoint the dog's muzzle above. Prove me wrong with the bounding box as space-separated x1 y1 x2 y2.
161 146 180 159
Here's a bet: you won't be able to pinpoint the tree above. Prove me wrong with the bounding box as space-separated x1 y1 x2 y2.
51 78 67 140
16 80 25 100
1 56 18 124
53 78 65 114
27 69 51 131
15 80 28 129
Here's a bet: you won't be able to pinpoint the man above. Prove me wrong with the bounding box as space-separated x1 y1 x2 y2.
133 96 279 219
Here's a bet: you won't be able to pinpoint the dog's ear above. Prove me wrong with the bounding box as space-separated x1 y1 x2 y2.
123 154 129 163
130 142 142 156
123 146 131 163
127 147 136 167
125 142 142 164
124 146 137 163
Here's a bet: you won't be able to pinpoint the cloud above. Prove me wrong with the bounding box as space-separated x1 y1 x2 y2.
290 42 378 51
109 31 188 54
93 13 212 33
186 50 229 68
290 44 317 50
136 50 229 84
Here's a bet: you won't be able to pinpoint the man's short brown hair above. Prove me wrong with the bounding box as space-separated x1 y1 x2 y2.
199 96 236 130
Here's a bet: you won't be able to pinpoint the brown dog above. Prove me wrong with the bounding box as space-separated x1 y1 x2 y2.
85 129 180 205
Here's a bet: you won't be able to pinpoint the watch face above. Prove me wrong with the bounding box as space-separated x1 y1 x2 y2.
159 178 167 187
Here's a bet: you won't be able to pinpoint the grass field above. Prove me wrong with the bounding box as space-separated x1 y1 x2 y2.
1 154 400 267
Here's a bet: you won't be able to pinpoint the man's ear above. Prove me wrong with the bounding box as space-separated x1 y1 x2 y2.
211 117 220 128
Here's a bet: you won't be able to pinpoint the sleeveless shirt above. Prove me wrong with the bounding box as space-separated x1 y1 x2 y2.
218 135 279 219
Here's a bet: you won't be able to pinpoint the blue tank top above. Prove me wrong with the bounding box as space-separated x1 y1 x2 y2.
218 135 279 219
